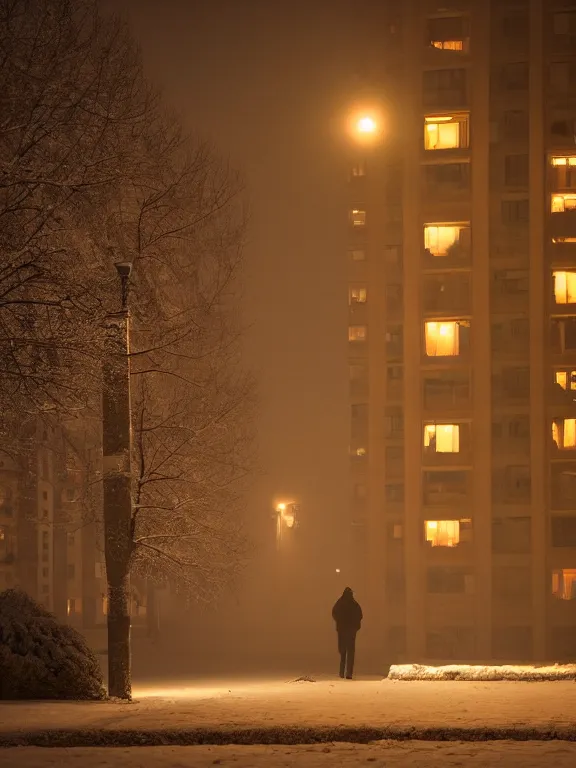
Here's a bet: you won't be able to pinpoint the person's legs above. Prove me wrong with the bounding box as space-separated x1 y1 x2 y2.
337 632 346 678
345 632 356 678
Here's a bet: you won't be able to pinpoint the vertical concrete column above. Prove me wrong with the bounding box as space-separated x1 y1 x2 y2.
470 0 492 660
529 0 547 661
402 0 425 660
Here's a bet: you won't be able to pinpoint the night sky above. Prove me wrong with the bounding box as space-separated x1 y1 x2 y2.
115 0 365 560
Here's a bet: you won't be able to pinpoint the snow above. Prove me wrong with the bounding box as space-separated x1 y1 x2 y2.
1 677 576 739
389 663 576 681
2 743 576 767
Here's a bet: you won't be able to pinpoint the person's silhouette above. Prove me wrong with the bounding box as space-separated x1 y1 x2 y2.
331 587 363 679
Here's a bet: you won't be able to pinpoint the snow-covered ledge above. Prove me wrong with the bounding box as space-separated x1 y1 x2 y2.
388 663 576 681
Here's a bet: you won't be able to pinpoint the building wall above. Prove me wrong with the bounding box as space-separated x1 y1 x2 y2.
347 0 576 665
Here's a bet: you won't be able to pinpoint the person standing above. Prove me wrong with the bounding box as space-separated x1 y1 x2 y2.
331 587 363 679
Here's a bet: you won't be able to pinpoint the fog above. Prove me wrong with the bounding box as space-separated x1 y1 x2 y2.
111 0 365 678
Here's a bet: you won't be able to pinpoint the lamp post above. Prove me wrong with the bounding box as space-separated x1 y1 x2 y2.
102 260 134 699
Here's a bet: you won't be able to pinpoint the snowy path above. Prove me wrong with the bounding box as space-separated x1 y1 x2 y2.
2 743 576 767
1 678 576 735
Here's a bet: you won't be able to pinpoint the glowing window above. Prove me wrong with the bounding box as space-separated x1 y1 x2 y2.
349 325 367 342
555 371 576 390
349 286 367 304
431 40 464 51
424 424 460 453
424 115 469 150
425 321 466 356
425 520 460 547
551 194 576 212
552 157 576 167
552 419 576 449
553 237 576 244
350 208 367 227
554 271 576 304
351 161 366 177
424 224 467 256
349 248 366 261
353 447 367 457
552 569 576 600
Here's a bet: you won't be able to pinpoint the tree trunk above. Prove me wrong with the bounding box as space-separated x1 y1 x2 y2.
102 308 133 699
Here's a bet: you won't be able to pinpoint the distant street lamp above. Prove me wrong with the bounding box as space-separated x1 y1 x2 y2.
102 259 134 700
356 115 378 134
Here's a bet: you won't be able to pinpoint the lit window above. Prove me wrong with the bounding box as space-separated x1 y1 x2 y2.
349 286 367 304
431 40 464 51
553 237 576 244
552 157 576 167
424 224 467 256
348 248 366 261
424 115 469 150
552 419 576 449
553 271 576 304
424 424 460 453
349 325 367 342
555 371 576 390
351 447 367 458
552 569 576 600
425 321 467 356
552 194 576 212
351 161 366 177
350 209 366 227
425 520 460 547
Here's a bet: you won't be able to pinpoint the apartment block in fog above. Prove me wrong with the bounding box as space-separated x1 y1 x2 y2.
347 0 576 664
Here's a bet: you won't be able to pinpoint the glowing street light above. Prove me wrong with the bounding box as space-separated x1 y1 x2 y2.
356 115 377 134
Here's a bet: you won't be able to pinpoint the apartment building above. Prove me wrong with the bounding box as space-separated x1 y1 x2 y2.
347 0 576 664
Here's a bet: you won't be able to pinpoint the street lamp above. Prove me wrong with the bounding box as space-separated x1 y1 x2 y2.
356 116 378 134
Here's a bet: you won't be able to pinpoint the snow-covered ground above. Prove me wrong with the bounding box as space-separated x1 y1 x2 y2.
1 677 576 739
2 743 576 767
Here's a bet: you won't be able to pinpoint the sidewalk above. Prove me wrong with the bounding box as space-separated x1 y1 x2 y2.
1 677 576 745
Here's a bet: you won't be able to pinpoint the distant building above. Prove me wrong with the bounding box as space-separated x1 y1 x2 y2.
347 0 576 664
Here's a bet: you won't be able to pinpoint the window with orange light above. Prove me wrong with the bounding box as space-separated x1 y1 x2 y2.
553 271 576 304
424 114 469 150
349 325 367 342
349 286 367 304
350 208 367 227
552 194 576 212
424 424 460 453
424 320 468 356
552 569 576 600
552 419 576 449
555 370 576 390
425 519 469 547
424 224 469 256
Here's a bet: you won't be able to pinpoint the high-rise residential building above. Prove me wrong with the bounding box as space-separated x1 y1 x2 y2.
347 0 576 665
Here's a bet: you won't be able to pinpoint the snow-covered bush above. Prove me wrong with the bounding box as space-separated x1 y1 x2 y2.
0 588 105 700
388 663 576 681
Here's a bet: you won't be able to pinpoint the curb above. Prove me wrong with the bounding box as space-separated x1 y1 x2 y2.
1 726 576 747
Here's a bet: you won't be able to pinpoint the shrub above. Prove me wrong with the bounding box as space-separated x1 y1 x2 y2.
0 588 105 700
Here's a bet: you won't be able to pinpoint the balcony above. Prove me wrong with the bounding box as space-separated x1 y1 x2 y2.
490 270 529 313
549 197 576 241
423 470 471 508
422 422 472 467
423 375 471 415
492 367 530 406
423 320 470 362
422 224 471 270
551 462 576 510
492 469 531 506
423 274 471 316
491 319 530 360
550 318 576 364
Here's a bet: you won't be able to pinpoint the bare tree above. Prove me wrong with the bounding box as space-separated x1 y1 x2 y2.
1 0 254 699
